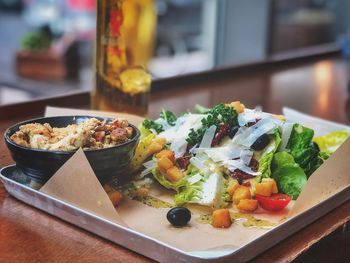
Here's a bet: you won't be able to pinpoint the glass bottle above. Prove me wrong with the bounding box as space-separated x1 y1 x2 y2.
92 0 156 116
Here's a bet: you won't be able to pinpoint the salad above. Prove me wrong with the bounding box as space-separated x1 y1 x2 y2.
126 102 348 228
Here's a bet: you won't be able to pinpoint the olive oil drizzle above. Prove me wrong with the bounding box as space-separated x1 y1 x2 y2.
196 212 276 229
136 196 174 209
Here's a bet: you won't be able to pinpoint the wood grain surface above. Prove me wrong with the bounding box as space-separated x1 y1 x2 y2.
1 54 350 262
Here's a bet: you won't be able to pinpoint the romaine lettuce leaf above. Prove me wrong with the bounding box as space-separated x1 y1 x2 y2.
313 131 349 155
152 168 187 191
286 124 323 177
256 129 281 179
128 131 155 172
174 164 229 209
272 151 307 200
175 172 228 209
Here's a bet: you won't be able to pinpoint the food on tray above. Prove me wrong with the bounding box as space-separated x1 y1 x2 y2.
167 207 191 227
127 101 348 222
10 118 134 151
211 209 232 228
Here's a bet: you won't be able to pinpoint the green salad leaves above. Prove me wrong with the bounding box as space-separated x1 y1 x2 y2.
187 103 238 145
285 124 323 177
257 129 281 179
160 110 177 126
142 119 164 133
271 152 307 200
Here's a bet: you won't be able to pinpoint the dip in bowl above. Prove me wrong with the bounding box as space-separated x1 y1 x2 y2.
4 116 140 184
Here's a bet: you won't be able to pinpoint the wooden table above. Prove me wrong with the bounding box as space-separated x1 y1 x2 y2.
1 54 350 262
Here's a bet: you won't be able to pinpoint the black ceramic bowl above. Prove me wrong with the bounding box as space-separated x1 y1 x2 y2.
4 116 140 184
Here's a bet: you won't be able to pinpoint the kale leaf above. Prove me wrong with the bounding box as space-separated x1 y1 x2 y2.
142 119 164 133
160 110 177 126
186 103 238 145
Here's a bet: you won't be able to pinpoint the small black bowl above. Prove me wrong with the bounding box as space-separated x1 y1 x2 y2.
4 116 140 185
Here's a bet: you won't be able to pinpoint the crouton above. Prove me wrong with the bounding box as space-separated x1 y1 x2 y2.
157 156 174 173
229 101 245 113
237 199 258 212
227 179 240 196
156 150 175 163
212 209 232 228
165 166 184 182
232 186 252 204
108 191 122 206
256 178 278 196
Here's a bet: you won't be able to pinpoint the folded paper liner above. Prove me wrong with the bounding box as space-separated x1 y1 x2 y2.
39 106 350 253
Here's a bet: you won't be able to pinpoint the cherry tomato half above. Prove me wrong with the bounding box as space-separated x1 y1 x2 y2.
255 193 291 211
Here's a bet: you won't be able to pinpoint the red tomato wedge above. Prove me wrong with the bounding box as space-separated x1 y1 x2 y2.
255 193 291 211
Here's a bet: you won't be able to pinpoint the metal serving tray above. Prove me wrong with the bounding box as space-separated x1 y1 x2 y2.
1 164 349 263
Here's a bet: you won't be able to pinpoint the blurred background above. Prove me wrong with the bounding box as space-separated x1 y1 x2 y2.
1 0 350 105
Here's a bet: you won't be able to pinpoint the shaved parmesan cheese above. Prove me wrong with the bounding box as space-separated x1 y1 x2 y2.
189 143 199 154
199 125 216 148
204 147 241 162
190 157 206 170
233 117 278 147
140 166 156 178
188 173 202 185
197 172 224 208
158 113 205 143
154 118 172 130
143 159 156 169
238 110 258 126
279 122 294 151
223 159 261 176
170 137 188 158
138 159 158 178
240 149 253 166
195 152 209 163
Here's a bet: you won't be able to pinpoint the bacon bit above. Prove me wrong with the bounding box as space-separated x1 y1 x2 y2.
249 157 259 172
211 124 230 146
242 181 251 187
230 170 255 184
176 153 192 170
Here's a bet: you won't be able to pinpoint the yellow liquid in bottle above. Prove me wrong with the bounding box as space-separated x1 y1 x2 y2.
92 0 156 116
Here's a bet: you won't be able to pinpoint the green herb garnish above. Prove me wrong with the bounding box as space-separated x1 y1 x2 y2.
160 110 177 126
142 119 164 133
186 103 238 145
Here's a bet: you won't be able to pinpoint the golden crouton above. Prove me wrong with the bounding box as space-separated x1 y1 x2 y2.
237 199 258 212
156 150 176 163
255 182 272 196
232 186 252 204
108 191 122 207
157 156 174 173
229 101 245 113
227 179 240 196
256 178 278 196
103 184 113 193
262 178 278 194
148 140 165 155
136 187 149 198
212 209 232 228
165 166 184 182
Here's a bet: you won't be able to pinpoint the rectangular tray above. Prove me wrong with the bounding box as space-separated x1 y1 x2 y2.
1 164 349 262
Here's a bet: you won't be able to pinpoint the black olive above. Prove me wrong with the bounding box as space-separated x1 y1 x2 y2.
229 125 240 138
251 134 270 151
167 207 191 227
